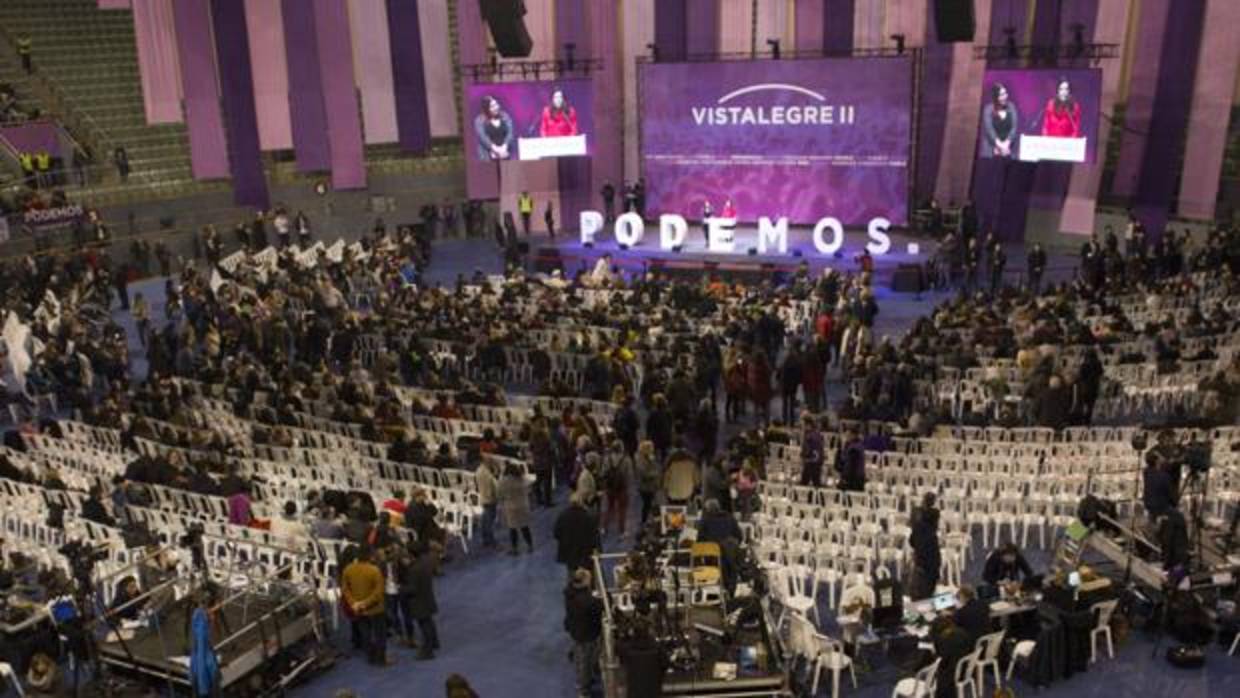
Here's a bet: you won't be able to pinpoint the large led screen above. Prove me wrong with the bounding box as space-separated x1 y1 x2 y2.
977 68 1102 163
639 57 912 226
465 79 594 162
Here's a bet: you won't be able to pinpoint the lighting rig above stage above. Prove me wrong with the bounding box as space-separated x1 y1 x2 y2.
466 43 603 82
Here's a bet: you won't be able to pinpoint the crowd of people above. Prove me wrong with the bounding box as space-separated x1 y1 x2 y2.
0 196 1238 695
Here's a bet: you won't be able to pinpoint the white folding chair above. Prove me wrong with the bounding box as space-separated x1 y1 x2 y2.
1089 599 1119 663
1005 639 1037 681
953 646 983 698
892 658 940 698
973 629 1006 693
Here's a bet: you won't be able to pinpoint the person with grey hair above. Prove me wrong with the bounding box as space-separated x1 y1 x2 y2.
575 451 599 512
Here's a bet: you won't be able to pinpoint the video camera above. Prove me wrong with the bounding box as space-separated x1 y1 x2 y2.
59 539 108 587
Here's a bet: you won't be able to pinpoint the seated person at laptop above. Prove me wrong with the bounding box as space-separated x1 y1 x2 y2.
930 615 974 698
952 585 991 642
109 575 146 621
982 543 1034 591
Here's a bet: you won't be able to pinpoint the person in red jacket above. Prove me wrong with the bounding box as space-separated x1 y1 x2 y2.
539 88 579 137
1040 78 1082 138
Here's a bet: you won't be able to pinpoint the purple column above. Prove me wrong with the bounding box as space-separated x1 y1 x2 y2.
685 0 719 57
173 0 229 179
282 0 330 172
655 0 688 62
313 0 366 190
211 0 269 208
823 0 854 54
556 0 590 228
1111 0 1172 198
915 1 955 202
1132 0 1208 235
1177 0 1240 220
387 0 432 153
970 0 1031 241
458 0 496 199
1027 0 1099 215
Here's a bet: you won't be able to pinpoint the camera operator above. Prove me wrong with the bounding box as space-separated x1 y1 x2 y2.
108 575 145 621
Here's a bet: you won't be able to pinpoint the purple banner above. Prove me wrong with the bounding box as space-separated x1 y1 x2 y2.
282 0 330 172
0 121 64 158
640 57 911 226
387 0 432 153
174 0 230 179
313 0 366 190
977 69 1102 163
212 0 270 208
23 204 84 228
464 80 595 162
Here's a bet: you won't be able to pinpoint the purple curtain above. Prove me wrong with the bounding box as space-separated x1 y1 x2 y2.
245 0 293 151
98 0 130 8
211 0 269 208
823 0 854 54
915 1 955 202
1132 0 1208 235
457 0 496 199
655 0 688 62
173 0 229 179
686 0 720 57
282 0 330 172
313 0 366 190
349 0 399 145
387 0 432 153
132 0 182 124
1111 0 1172 199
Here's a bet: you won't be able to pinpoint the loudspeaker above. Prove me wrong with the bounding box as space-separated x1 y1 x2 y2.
934 0 975 43
892 264 925 293
479 0 533 58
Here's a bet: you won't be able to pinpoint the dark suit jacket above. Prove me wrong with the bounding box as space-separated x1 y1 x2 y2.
402 555 437 619
554 504 599 570
954 598 991 643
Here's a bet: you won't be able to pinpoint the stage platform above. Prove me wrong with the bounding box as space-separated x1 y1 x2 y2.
527 224 938 285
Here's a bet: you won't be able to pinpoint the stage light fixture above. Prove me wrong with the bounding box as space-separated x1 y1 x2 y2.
792 250 803 258
890 33 905 55
619 243 629 251
1071 23 1085 58
646 42 659 62
583 242 594 249
1003 27 1017 59
766 39 781 60
520 63 532 79
671 244 683 253
747 247 757 256
488 48 499 73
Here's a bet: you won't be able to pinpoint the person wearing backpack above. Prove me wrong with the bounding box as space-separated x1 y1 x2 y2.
601 439 632 539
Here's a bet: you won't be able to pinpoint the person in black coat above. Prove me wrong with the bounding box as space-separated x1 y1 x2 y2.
554 494 600 576
835 431 866 492
564 569 604 697
982 543 1034 587
82 486 116 527
401 541 439 659
618 621 666 698
1027 242 1047 293
1142 457 1176 521
909 495 941 600
952 585 991 642
1074 349 1104 422
930 616 974 698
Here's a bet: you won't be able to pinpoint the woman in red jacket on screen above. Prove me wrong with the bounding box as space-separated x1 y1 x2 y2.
1040 78 1082 138
539 89 578 137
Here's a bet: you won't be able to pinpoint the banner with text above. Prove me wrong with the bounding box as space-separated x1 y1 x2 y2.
639 57 912 227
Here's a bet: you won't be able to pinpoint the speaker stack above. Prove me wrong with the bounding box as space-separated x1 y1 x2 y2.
479 0 533 57
933 0 976 43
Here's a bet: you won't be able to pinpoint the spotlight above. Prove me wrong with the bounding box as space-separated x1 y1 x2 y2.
766 39 781 60
890 33 905 55
1003 27 1017 59
792 249 803 258
618 243 629 251
583 241 594 249
747 247 757 256
671 244 683 253
646 42 659 63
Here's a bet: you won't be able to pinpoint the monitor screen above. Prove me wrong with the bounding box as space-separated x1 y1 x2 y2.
465 79 594 162
932 592 958 611
639 56 912 226
977 68 1102 164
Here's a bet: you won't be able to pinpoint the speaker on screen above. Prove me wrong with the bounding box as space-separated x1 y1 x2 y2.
480 0 533 58
934 0 975 43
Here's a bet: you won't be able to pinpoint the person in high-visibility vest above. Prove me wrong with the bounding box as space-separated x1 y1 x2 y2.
16 35 32 73
517 191 534 237
34 150 51 189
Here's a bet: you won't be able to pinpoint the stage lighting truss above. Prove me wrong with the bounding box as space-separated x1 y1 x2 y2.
465 57 603 82
972 42 1120 67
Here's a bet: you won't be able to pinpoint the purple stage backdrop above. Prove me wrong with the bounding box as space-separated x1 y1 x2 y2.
464 80 595 165
977 69 1102 163
639 57 912 226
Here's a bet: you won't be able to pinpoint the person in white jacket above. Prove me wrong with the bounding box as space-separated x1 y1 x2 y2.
476 460 498 547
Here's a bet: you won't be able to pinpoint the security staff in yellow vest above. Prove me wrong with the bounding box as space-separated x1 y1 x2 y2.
517 191 534 237
34 150 51 188
16 35 32 73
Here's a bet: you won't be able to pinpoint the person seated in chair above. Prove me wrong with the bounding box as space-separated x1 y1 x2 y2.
929 615 974 698
952 584 991 643
982 542 1034 592
109 575 145 621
